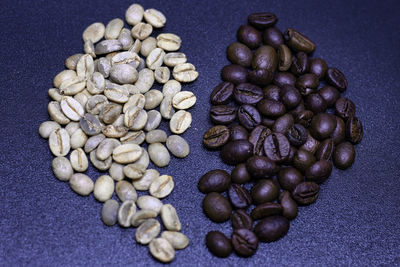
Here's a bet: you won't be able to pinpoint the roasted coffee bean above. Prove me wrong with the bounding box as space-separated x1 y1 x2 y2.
283 146 297 165
252 46 278 72
248 12 277 29
206 231 232 258
229 125 249 141
293 149 316 173
277 44 292 71
237 105 261 130
251 203 282 220
261 117 275 128
220 140 253 165
326 68 347 91
249 125 271 155
296 73 319 95
305 160 332 184
203 192 232 223
318 86 340 108
309 58 328 79
346 116 363 144
333 142 355 169
284 28 316 53
273 114 294 134
254 215 290 242
280 85 301 109
305 93 327 113
231 229 259 257
310 113 337 140
250 179 279 205
227 42 253 67
231 163 251 184
279 191 298 220
248 68 273 86
232 210 253 230
292 181 319 205
237 24 262 49
263 85 281 101
257 99 286 118
221 64 248 84
278 167 303 191
234 83 263 105
210 82 234 105
286 123 307 146
315 139 334 160
246 156 278 179
198 169 231 193
273 72 296 88
264 133 290 162
203 125 230 149
295 110 313 128
300 133 320 155
335 97 355 120
210 105 236 125
228 184 252 209
331 116 346 145
263 27 283 48
290 52 309 76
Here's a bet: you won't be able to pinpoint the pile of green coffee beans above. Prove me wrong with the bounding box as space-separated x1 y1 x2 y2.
199 12 363 258
39 3 198 263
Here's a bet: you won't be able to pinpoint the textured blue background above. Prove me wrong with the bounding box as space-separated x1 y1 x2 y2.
1 0 399 266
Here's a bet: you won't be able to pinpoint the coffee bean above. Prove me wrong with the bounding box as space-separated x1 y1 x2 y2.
277 44 292 71
228 184 252 209
309 58 328 79
237 104 261 130
248 12 278 29
203 125 230 149
249 125 271 155
203 192 232 223
101 199 119 226
286 123 308 146
234 83 263 105
149 174 174 198
274 72 297 88
172 91 197 110
198 169 231 193
173 63 199 82
280 85 301 109
166 135 190 158
305 160 332 184
131 22 153 41
227 42 253 67
48 101 70 125
264 133 290 162
70 148 88 172
145 89 164 110
335 97 355 121
290 52 309 76
254 215 290 242
310 113 337 140
263 85 281 101
125 3 144 26
237 24 262 49
331 116 346 145
157 33 181 51
210 82 234 105
163 52 187 67
346 116 363 144
231 229 259 257
115 180 137 202
69 173 94 196
326 68 347 91
261 117 275 128
90 150 112 171
278 167 303 191
318 86 340 108
52 156 73 181
279 191 298 220
246 156 279 179
154 66 170 83
95 40 122 55
333 142 355 169
136 195 163 214
148 143 170 167
232 210 253 230
49 128 70 157
284 28 315 53
257 99 286 118
293 149 316 173
263 27 283 48
229 124 249 141
161 204 181 231
300 133 320 155
221 140 253 165
170 110 192 134
149 238 175 263
305 93 327 113
273 114 294 134
206 231 232 258
292 181 320 205
118 28 134 50
252 46 278 72
210 105 236 125
296 73 319 96
221 64 248 84
315 138 334 160
231 163 251 184
80 113 102 136
250 179 279 205
248 68 273 86
161 231 189 250
144 8 166 28
295 110 313 128
251 202 282 220
112 143 142 164
93 175 114 202
135 218 161 244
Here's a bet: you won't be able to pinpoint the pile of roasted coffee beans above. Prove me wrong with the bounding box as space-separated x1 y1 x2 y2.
200 12 363 258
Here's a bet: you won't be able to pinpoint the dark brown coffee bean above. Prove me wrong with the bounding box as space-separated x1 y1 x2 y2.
292 181 319 205
210 105 236 125
318 86 340 107
273 114 294 134
335 97 355 120
229 124 249 141
296 73 320 95
232 210 253 230
227 42 253 67
246 156 279 179
234 83 263 105
284 28 316 53
315 138 334 160
305 160 332 184
263 27 284 48
210 82 234 105
248 68 273 86
257 99 286 118
263 85 281 101
231 229 259 257
203 125 230 149
346 116 363 144
295 110 313 128
198 169 231 193
221 64 248 85
309 58 328 79
250 179 279 205
282 146 297 165
290 52 309 76
206 231 232 258
249 125 271 156
326 68 347 91
278 167 303 191
277 44 292 71
237 104 261 130
300 133 320 155
237 24 262 49
203 192 232 222
231 163 251 184
228 184 252 209
263 133 290 162
273 72 296 88
310 113 337 140
279 191 298 220
333 142 355 169
221 140 253 165
305 93 328 113
331 116 346 145
254 215 290 242
251 202 282 220
293 149 316 173
248 12 278 29
280 85 301 109
261 117 275 128
286 123 308 146
252 46 278 72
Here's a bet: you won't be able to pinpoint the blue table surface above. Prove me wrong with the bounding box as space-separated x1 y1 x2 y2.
1 0 399 266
